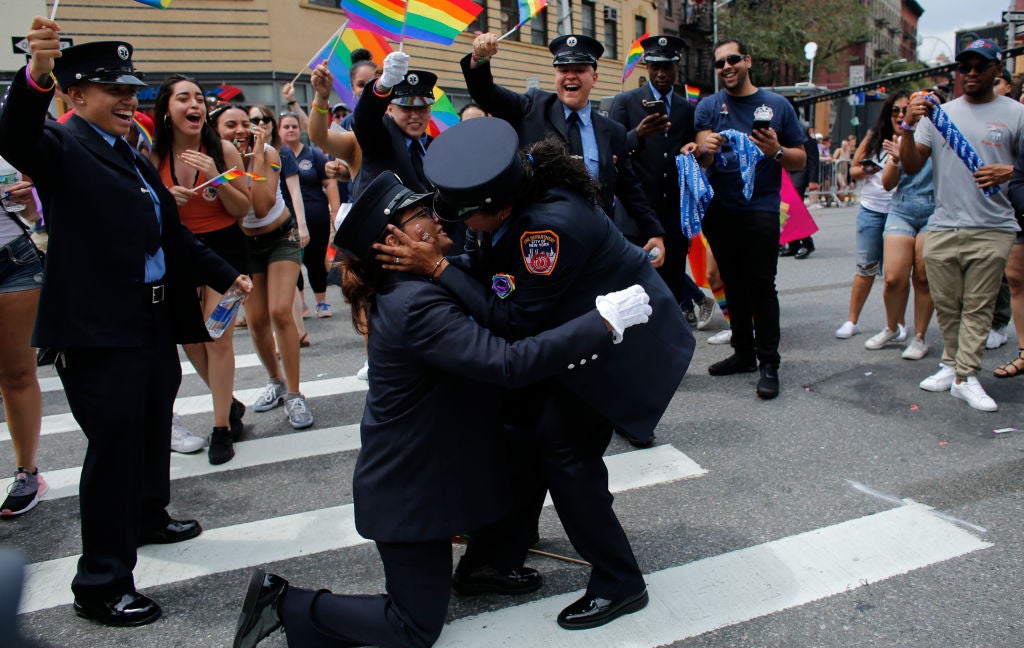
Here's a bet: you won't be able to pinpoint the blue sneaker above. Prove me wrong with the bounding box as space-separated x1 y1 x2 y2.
315 302 333 318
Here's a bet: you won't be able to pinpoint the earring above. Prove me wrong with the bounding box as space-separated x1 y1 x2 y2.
164 114 171 128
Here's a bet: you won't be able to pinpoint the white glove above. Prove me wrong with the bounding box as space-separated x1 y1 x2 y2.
595 284 652 344
379 52 410 90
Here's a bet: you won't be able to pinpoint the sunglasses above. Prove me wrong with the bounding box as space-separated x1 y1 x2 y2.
956 61 994 75
249 116 272 125
891 105 908 116
714 54 745 69
398 206 438 228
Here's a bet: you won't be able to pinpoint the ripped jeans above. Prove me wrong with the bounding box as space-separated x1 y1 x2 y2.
855 206 887 277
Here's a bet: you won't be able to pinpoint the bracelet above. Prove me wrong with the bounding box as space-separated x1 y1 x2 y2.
372 81 393 98
311 100 329 114
900 120 916 132
287 100 297 105
24 67 56 93
471 53 490 64
429 257 446 282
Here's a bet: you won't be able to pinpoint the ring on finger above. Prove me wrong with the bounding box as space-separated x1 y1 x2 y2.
394 256 400 264
421 233 430 241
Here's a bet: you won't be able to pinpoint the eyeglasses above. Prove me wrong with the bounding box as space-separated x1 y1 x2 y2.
891 105 908 116
249 116 271 125
714 54 745 69
398 207 438 228
432 193 481 223
956 61 995 75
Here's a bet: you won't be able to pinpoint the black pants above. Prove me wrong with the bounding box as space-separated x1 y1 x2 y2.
702 206 782 365
656 233 705 306
58 301 181 601
301 220 331 295
280 539 452 648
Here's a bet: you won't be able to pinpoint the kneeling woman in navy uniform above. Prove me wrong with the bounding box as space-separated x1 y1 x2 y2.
232 171 652 648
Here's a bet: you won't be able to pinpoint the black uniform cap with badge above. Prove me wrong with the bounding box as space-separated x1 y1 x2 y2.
52 41 147 90
423 117 523 222
549 34 604 68
390 71 437 107
334 172 432 260
640 35 685 63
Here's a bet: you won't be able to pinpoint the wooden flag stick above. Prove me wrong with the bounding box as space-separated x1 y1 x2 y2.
527 548 592 567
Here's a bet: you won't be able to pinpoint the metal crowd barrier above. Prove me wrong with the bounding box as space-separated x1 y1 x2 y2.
807 160 859 207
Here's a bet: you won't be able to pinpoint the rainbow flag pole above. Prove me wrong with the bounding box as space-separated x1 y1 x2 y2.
192 167 241 192
292 21 349 88
398 0 410 52
497 0 548 41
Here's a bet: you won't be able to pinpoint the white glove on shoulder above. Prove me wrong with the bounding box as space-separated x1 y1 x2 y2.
379 52 410 90
595 284 652 344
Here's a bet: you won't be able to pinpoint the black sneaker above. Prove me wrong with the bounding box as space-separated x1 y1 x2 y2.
230 397 246 440
757 363 780 399
1 467 48 517
708 354 757 376
209 427 235 465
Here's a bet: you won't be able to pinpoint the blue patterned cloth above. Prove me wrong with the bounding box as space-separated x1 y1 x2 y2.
923 94 999 197
715 129 764 200
677 152 714 238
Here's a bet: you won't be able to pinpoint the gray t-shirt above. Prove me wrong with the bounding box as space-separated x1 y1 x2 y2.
917 95 1024 231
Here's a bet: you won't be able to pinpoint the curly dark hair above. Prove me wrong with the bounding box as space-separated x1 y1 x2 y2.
510 136 601 212
862 89 910 160
153 74 227 180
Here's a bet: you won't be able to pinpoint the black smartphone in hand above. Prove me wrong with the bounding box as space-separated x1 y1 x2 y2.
642 99 667 116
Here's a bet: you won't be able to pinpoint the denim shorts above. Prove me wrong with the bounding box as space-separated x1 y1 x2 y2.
0 234 44 294
246 221 301 274
884 194 934 238
855 206 886 276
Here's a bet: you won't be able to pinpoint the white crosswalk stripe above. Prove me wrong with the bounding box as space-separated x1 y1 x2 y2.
35 353 265 393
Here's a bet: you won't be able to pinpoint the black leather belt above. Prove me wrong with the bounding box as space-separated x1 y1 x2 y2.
144 282 167 305
246 216 296 245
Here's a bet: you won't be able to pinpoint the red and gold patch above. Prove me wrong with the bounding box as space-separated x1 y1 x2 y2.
520 230 559 276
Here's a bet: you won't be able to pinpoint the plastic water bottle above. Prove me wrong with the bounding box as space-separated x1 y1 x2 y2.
647 246 661 261
205 287 245 339
0 155 25 213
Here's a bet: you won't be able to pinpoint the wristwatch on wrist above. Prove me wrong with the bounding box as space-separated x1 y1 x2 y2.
773 147 784 162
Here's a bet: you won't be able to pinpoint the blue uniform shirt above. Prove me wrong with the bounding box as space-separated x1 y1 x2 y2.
562 103 599 178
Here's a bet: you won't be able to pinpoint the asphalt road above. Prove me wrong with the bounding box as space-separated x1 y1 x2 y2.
3 203 1023 647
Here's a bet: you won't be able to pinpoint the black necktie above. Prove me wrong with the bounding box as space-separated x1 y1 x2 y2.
566 111 583 158
115 138 161 255
409 140 426 187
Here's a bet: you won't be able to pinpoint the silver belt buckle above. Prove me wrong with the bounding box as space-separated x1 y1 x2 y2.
151 284 165 304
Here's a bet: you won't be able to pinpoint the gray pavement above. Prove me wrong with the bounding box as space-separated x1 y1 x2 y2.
3 203 1024 647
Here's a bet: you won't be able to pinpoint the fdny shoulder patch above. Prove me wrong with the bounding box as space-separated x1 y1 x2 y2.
520 230 559 276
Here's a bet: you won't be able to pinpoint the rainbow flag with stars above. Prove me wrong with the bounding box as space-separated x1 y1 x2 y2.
308 26 393 110
342 0 483 46
622 32 649 82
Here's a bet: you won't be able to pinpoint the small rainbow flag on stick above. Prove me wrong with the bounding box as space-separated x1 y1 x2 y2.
133 0 172 7
427 86 459 138
132 117 153 152
342 0 483 47
685 84 700 103
622 32 649 83
193 167 242 192
307 25 393 109
498 0 547 40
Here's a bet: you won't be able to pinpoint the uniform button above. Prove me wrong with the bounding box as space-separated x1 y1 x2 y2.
580 358 587 365
663 152 669 158
592 354 599 360
568 363 575 370
663 173 668 177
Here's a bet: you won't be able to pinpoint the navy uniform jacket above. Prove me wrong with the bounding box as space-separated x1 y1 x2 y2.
438 188 693 441
351 86 432 201
0 68 238 349
609 85 696 238
460 54 663 241
354 274 613 542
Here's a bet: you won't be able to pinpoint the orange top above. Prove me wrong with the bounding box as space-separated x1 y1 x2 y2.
158 152 236 234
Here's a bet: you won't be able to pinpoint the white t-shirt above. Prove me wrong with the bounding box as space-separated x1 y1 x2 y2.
242 144 289 229
916 95 1024 231
859 151 893 213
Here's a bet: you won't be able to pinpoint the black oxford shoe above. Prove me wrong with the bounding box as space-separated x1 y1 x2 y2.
453 565 542 596
756 363 780 400
794 245 814 259
234 568 289 648
139 518 202 546
708 354 757 376
73 591 161 627
614 428 654 448
557 588 649 630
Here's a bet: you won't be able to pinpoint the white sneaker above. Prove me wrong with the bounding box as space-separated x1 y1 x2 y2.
835 321 860 339
170 414 205 454
895 323 908 343
986 327 1008 350
919 363 956 392
901 334 929 360
707 329 732 345
694 295 717 330
950 376 998 412
864 327 900 350
356 360 369 381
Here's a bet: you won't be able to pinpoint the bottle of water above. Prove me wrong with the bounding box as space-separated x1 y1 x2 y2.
205 287 245 339
0 155 25 213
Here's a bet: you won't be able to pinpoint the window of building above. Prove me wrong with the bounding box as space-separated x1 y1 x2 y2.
500 0 521 40
468 0 488 33
605 14 618 59
635 15 646 40
665 0 673 18
307 0 342 7
582 1 596 39
531 9 549 45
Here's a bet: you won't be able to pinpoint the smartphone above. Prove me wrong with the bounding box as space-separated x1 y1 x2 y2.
859 158 882 169
642 99 667 116
752 119 772 131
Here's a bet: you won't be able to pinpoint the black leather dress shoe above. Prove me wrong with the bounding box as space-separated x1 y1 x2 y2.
139 519 202 546
708 354 757 376
73 591 161 627
779 244 796 257
794 245 814 259
557 588 649 630
234 568 288 648
614 428 654 448
756 363 780 399
453 565 541 596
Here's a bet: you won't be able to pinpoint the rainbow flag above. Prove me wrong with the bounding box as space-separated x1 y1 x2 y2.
132 117 153 152
308 26 393 110
206 168 244 188
245 172 267 182
342 0 483 46
427 86 459 138
622 32 649 83
269 162 281 173
685 84 700 103
517 0 547 27
133 0 171 7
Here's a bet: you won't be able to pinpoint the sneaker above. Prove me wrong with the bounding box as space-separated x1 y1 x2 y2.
170 414 205 454
835 321 860 339
707 329 732 345
683 308 697 326
254 381 286 412
708 353 757 376
919 363 956 392
208 427 234 465
901 334 929 360
229 397 245 440
864 327 900 350
1 467 49 517
356 360 369 381
895 323 908 343
986 327 1009 350
285 395 314 429
694 295 717 330
950 376 998 412
315 302 333 318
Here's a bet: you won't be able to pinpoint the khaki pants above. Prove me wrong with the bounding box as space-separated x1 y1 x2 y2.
923 228 1015 378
